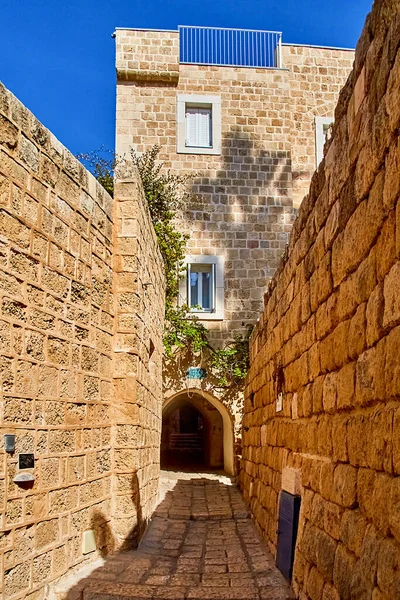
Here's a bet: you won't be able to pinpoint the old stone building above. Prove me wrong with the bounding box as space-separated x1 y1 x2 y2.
114 27 354 474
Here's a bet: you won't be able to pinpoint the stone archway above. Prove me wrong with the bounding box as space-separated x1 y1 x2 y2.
162 389 235 475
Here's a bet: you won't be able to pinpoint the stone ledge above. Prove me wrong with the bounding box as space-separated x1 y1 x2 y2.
116 68 179 83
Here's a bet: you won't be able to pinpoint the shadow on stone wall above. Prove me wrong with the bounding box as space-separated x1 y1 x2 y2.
165 125 300 400
185 126 298 283
120 470 144 552
84 470 144 564
90 510 115 559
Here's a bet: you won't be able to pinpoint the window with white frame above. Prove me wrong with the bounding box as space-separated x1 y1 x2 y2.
185 105 212 149
188 263 214 310
177 95 221 155
315 116 334 166
179 255 224 320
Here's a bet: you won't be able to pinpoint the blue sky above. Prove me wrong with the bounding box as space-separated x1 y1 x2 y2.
1 0 372 156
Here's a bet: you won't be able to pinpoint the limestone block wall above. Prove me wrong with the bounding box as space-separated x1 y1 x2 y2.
115 34 354 341
283 44 355 208
115 34 354 342
112 176 165 547
116 35 297 345
241 0 400 597
115 29 179 83
0 84 165 599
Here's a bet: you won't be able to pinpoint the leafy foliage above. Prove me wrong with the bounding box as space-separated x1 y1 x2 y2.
77 147 115 196
163 304 209 357
78 145 250 385
209 330 251 388
131 146 191 308
132 146 191 225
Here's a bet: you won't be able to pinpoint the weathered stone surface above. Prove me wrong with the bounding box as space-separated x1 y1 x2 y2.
377 538 400 599
333 544 357 600
240 1 400 597
0 83 165 600
366 284 384 346
0 114 18 149
383 261 400 328
389 477 400 543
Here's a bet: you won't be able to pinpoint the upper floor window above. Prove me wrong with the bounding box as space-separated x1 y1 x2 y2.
185 105 212 149
177 95 221 155
315 116 334 166
188 263 214 311
179 255 224 321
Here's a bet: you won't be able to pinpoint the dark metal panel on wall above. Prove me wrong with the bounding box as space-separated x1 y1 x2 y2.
276 490 301 582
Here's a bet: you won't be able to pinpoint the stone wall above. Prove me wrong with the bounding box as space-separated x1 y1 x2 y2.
116 53 296 343
0 84 164 599
112 176 165 547
241 0 400 598
282 44 354 208
115 28 179 84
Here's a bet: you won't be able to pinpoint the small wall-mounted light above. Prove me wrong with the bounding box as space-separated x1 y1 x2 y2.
4 434 15 453
13 472 35 485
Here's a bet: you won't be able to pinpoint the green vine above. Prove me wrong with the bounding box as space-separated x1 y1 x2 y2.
209 329 252 388
78 146 250 387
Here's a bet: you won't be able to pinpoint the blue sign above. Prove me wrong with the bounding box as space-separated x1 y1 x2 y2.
186 368 207 380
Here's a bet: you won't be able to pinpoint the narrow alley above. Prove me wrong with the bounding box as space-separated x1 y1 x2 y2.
60 472 293 600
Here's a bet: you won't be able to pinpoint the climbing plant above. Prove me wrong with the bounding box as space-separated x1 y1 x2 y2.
209 329 252 388
129 146 211 358
78 145 250 386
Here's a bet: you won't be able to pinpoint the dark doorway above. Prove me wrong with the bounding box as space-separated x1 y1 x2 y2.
161 395 224 470
179 404 203 434
161 404 205 468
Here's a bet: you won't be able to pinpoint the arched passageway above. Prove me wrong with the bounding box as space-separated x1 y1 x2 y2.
161 390 235 475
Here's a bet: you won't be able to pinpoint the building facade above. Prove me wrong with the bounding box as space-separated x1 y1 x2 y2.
115 27 354 474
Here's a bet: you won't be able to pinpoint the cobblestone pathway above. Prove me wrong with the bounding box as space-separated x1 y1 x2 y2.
61 471 293 600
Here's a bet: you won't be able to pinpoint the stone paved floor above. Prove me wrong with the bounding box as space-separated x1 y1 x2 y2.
60 471 293 600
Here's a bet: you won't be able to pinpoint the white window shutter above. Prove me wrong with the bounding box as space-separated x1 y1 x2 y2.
185 109 198 146
185 106 212 148
198 109 211 147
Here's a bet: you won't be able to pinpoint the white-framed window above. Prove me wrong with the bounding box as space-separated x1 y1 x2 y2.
188 263 214 310
179 255 224 321
315 116 334 166
185 105 212 149
177 95 221 155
